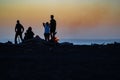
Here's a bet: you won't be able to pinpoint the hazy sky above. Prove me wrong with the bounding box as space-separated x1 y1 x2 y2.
0 0 120 42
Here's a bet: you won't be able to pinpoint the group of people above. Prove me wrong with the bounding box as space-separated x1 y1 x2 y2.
43 15 56 41
14 15 57 44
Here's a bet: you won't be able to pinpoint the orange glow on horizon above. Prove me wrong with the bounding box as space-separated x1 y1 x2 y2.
0 0 120 41
0 0 120 27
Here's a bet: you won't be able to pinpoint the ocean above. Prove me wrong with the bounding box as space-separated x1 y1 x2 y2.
0 38 120 45
59 39 120 45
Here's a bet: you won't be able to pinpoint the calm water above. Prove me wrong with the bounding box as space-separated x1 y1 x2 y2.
0 38 120 45
59 39 120 45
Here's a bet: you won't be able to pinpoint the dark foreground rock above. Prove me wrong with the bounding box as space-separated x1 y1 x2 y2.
0 39 120 80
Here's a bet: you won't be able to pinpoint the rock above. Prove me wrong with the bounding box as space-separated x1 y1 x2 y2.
60 42 73 46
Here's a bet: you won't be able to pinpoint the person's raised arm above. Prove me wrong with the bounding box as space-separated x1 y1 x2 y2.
43 23 45 27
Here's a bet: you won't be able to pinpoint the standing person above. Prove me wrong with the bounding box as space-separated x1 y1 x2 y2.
43 22 50 41
15 20 24 44
50 15 56 39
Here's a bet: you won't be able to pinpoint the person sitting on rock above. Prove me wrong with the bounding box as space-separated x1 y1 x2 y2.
24 27 34 40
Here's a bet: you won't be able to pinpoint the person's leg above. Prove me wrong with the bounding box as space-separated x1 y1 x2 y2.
44 33 46 41
51 32 53 39
19 33 23 42
53 29 56 38
15 33 18 44
46 33 49 41
45 33 48 41
48 33 50 41
53 32 55 38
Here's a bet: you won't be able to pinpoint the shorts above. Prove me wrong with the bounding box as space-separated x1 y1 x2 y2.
44 33 50 37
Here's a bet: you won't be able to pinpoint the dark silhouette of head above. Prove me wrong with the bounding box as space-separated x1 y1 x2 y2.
51 15 54 19
43 23 45 26
46 22 49 26
17 20 20 24
28 27 32 31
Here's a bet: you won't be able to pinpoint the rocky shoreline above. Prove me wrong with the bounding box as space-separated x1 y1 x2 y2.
0 38 120 80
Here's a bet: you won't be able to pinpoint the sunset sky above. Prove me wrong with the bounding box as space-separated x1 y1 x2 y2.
0 0 120 42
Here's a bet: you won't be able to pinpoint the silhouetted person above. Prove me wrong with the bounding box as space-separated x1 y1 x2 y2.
43 22 50 41
15 20 24 44
24 27 34 40
50 15 56 39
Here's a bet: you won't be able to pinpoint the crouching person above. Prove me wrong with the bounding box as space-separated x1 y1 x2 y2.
24 27 34 40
